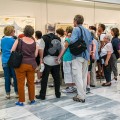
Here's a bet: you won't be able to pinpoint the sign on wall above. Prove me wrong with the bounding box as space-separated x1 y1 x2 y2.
0 17 35 38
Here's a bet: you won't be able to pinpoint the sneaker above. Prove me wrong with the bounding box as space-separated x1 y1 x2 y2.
29 100 36 105
72 87 77 93
6 94 10 99
34 79 41 84
15 102 24 106
15 94 19 98
86 87 90 94
48 84 54 87
62 87 74 93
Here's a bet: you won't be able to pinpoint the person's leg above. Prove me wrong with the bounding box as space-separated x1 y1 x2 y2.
10 67 18 94
72 57 87 100
103 64 111 85
36 64 50 99
51 65 61 98
26 65 35 102
82 59 89 94
62 61 76 93
97 61 102 77
15 64 26 102
90 61 96 86
2 63 11 98
86 72 90 93
112 54 118 79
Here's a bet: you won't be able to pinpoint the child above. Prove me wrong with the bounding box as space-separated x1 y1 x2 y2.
57 26 76 93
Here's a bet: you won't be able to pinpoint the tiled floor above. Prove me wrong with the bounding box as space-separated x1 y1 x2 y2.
0 64 120 120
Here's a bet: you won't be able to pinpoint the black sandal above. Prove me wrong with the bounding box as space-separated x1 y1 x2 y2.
102 82 111 86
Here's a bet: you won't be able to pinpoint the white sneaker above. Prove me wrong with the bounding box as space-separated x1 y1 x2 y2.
6 94 10 99
62 87 74 93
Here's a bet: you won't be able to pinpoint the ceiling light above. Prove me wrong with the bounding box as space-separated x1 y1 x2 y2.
73 0 91 2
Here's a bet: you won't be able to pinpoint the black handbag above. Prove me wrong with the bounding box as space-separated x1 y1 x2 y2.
69 27 87 56
8 39 23 68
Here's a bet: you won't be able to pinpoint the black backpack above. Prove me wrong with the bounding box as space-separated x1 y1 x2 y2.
69 27 87 56
43 33 61 57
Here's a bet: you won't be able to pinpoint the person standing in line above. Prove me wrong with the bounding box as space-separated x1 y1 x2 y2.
97 24 106 79
111 28 120 81
100 35 113 86
1 26 18 99
57 26 77 93
11 25 38 106
86 33 96 93
34 31 43 84
70 15 92 102
36 25 63 100
89 26 99 87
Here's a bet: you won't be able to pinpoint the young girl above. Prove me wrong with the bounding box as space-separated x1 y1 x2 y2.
57 26 76 93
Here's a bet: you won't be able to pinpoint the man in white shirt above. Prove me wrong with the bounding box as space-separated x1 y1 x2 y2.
97 24 106 78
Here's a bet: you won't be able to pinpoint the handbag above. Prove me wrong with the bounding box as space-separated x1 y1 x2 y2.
69 27 87 56
8 39 23 68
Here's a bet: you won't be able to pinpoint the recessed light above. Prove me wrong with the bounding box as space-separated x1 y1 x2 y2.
73 0 90 2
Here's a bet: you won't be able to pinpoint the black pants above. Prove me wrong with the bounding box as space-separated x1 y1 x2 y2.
40 64 61 98
102 55 112 83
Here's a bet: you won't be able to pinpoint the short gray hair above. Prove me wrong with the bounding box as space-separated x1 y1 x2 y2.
104 34 111 41
74 15 84 25
47 24 55 32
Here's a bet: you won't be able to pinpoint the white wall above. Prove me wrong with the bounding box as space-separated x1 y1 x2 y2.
0 0 120 34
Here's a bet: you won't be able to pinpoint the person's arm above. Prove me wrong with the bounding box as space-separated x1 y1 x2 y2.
57 41 69 59
35 44 39 57
11 39 18 52
39 38 45 64
91 40 96 60
105 51 112 66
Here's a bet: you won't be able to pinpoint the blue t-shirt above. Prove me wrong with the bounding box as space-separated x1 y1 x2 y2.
63 38 72 61
1 36 15 64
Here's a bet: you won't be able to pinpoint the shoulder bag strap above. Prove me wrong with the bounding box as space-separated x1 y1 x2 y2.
78 26 83 40
18 38 22 52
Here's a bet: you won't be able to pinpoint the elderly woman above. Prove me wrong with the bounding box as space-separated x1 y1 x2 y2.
11 25 38 106
100 34 113 86
1 26 18 99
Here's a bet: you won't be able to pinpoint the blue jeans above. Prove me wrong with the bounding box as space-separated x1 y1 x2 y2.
2 63 18 94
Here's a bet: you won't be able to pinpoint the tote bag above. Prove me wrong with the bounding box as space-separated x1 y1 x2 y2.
8 39 23 68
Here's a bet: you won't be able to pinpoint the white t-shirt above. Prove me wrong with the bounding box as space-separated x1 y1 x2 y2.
39 38 64 66
36 39 41 49
60 36 66 46
100 42 113 57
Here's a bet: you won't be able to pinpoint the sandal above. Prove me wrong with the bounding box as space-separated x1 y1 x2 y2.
73 95 85 103
102 82 111 86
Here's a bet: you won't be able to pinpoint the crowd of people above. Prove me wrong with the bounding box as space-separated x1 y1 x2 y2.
1 14 120 106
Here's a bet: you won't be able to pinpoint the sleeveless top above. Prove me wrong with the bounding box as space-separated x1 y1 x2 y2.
18 39 37 69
